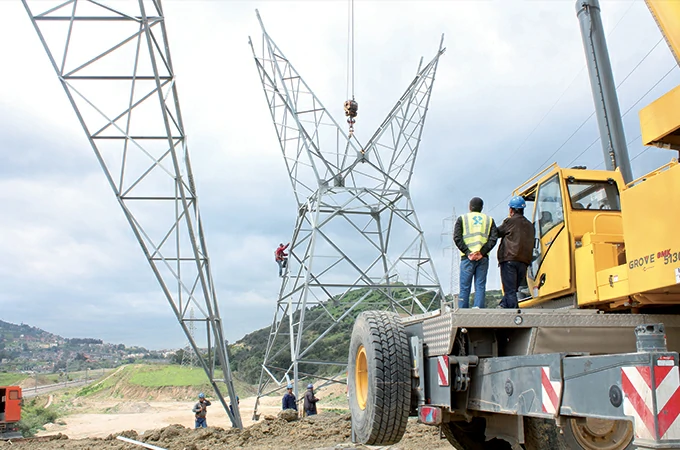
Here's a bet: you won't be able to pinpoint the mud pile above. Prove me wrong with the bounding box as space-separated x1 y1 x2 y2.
3 414 452 450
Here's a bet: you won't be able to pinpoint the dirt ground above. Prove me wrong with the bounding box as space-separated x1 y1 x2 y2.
3 387 454 450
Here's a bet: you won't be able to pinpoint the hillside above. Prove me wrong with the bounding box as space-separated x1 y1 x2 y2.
74 364 256 402
0 319 163 373
229 289 503 384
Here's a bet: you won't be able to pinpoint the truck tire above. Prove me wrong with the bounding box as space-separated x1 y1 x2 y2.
441 418 513 450
348 311 410 445
524 417 635 450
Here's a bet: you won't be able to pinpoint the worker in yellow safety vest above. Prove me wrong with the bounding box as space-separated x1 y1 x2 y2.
453 197 498 308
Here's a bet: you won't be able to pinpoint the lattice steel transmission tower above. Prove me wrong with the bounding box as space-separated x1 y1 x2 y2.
249 11 445 414
181 307 199 368
22 0 242 428
441 207 460 300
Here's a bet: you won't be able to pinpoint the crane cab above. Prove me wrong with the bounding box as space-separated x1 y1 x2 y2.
514 165 626 309
515 161 680 311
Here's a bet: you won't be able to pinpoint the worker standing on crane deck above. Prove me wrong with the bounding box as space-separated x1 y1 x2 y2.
453 197 498 309
275 243 290 277
192 392 211 428
496 196 535 309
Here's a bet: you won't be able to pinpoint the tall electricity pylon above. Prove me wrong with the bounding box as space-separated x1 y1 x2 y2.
249 11 445 415
181 307 199 368
22 0 242 428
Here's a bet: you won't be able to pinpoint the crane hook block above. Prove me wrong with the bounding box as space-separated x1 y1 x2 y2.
344 99 358 119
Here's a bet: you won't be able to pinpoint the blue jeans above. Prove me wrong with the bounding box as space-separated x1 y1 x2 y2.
500 261 528 309
195 417 207 428
458 256 489 308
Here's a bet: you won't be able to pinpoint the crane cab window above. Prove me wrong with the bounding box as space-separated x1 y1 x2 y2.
535 175 564 237
567 180 620 211
8 390 19 400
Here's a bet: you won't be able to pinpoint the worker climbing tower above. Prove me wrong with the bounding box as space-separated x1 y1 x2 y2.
21 0 242 428
249 11 445 414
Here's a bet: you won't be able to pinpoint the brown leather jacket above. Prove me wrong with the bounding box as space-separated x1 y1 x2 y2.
496 214 535 265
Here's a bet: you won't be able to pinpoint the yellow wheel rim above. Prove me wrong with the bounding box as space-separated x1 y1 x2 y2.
570 418 633 450
355 345 368 410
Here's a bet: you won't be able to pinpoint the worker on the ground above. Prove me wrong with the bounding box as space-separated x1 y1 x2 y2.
192 392 211 428
453 197 498 309
229 395 239 418
304 383 319 416
496 196 535 309
275 242 290 277
282 384 297 411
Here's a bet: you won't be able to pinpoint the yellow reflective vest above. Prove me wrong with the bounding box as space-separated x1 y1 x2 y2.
461 212 491 255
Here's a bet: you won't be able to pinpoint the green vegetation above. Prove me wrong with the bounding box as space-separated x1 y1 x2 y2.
0 372 25 385
228 287 503 384
75 364 256 400
17 398 59 437
130 365 214 387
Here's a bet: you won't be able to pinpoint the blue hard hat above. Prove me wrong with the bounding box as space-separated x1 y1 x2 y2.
508 196 526 209
198 392 205 398
286 384 293 389
307 384 314 389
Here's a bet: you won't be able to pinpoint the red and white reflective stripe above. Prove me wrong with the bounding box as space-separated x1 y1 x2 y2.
437 355 449 386
656 365 680 439
622 363 680 440
541 367 561 415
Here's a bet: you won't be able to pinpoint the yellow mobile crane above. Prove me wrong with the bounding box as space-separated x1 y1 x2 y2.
519 0 680 313
348 1 680 449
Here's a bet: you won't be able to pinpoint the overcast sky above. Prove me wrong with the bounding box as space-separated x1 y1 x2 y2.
0 0 678 350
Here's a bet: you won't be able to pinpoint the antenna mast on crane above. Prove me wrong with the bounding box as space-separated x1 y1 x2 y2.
21 0 242 428
249 10 445 417
441 207 460 301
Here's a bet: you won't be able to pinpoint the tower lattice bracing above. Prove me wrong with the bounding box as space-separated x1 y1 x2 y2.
250 12 445 413
22 0 242 428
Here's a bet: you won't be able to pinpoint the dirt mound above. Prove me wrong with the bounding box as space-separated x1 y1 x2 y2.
104 402 153 414
11 414 451 450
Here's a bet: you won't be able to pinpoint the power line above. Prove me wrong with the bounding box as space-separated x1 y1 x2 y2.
488 42 672 216
494 0 637 171
566 64 677 167
534 39 665 175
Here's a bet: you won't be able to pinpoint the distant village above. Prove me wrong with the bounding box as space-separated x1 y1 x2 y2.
0 319 174 373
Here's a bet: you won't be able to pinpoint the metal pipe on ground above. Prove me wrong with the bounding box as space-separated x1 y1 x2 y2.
116 436 168 450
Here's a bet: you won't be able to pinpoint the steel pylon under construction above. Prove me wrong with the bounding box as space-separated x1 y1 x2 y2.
249 11 445 414
22 0 242 428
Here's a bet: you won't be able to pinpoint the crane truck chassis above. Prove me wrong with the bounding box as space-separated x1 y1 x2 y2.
348 310 680 449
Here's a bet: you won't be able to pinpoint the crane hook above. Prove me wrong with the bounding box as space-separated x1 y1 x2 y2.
344 99 358 136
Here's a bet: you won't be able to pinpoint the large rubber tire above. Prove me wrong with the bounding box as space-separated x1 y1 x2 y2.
441 418 513 450
348 311 411 445
524 417 635 450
